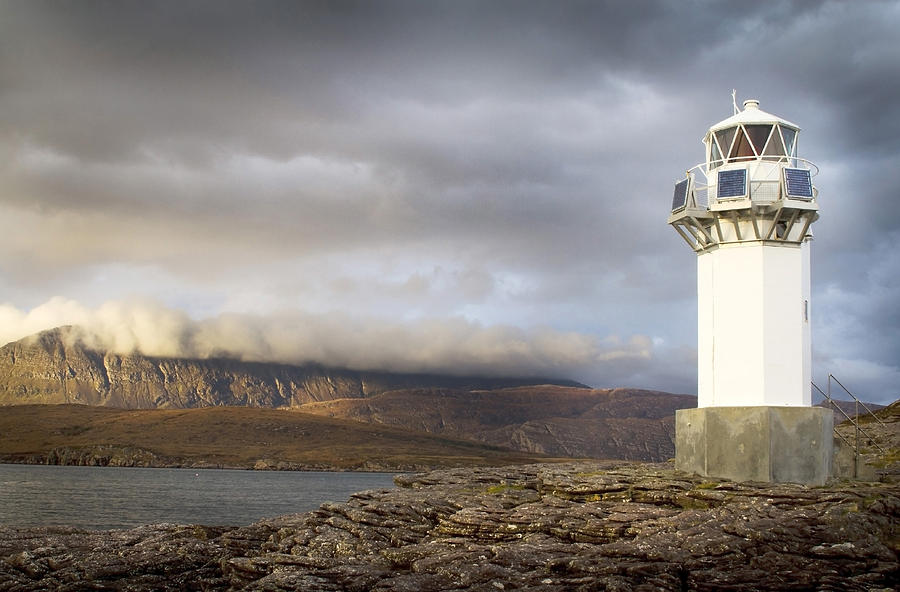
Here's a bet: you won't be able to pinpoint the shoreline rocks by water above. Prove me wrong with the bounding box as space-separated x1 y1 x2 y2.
0 446 437 473
1 461 898 591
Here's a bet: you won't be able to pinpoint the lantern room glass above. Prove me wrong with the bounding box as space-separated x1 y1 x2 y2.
710 123 801 168
715 128 736 161
762 125 787 160
729 127 755 160
744 125 772 156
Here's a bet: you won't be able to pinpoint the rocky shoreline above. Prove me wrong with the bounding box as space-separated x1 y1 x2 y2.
1 461 898 591
0 445 416 472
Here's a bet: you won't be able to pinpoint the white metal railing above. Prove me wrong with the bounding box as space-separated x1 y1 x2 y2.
688 156 820 182
682 157 819 208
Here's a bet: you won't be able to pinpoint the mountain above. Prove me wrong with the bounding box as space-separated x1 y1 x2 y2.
296 386 696 461
0 327 585 408
0 327 697 462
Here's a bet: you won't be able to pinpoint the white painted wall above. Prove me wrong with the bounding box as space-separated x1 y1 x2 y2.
697 241 811 407
801 240 812 405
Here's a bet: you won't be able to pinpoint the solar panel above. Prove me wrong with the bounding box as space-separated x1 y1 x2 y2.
717 168 747 199
672 178 690 211
783 167 813 199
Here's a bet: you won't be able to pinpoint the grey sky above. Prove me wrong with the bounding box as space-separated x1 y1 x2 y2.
2 1 899 403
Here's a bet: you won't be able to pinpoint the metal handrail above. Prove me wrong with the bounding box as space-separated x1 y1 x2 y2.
812 381 855 451
814 377 888 479
829 374 890 432
684 156 820 186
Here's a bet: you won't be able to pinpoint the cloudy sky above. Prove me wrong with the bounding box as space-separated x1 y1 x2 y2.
1 1 898 403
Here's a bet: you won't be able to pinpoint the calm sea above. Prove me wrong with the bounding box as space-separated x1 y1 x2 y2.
0 464 397 530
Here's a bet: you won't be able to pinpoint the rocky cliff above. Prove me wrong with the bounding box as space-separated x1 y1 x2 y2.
1 462 897 591
0 327 583 409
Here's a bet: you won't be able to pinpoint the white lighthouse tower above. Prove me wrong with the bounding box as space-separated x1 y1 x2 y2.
669 98 833 485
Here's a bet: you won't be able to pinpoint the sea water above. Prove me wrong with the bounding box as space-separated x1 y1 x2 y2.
0 464 397 530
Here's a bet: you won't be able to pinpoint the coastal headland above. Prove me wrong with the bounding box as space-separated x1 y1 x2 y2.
1 461 897 590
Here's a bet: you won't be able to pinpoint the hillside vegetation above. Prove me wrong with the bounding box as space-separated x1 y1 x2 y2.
834 399 900 477
0 404 555 471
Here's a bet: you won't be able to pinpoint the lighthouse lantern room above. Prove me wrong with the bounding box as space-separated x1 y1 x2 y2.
669 98 833 485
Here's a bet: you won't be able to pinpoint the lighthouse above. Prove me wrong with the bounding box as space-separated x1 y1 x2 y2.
669 98 833 485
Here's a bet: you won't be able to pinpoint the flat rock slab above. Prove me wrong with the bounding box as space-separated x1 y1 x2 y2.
1 462 897 591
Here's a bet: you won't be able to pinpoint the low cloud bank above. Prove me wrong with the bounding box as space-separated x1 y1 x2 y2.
0 297 654 382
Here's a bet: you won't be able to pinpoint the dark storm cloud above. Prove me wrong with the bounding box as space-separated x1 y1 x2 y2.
1 1 898 402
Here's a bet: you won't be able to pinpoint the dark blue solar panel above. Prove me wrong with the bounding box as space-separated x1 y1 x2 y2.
717 168 747 199
784 167 813 199
671 178 689 211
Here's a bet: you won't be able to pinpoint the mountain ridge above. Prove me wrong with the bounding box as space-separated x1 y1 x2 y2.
0 326 587 409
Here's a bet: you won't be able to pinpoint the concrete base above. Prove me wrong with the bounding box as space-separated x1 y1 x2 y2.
675 406 833 485
831 437 878 481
